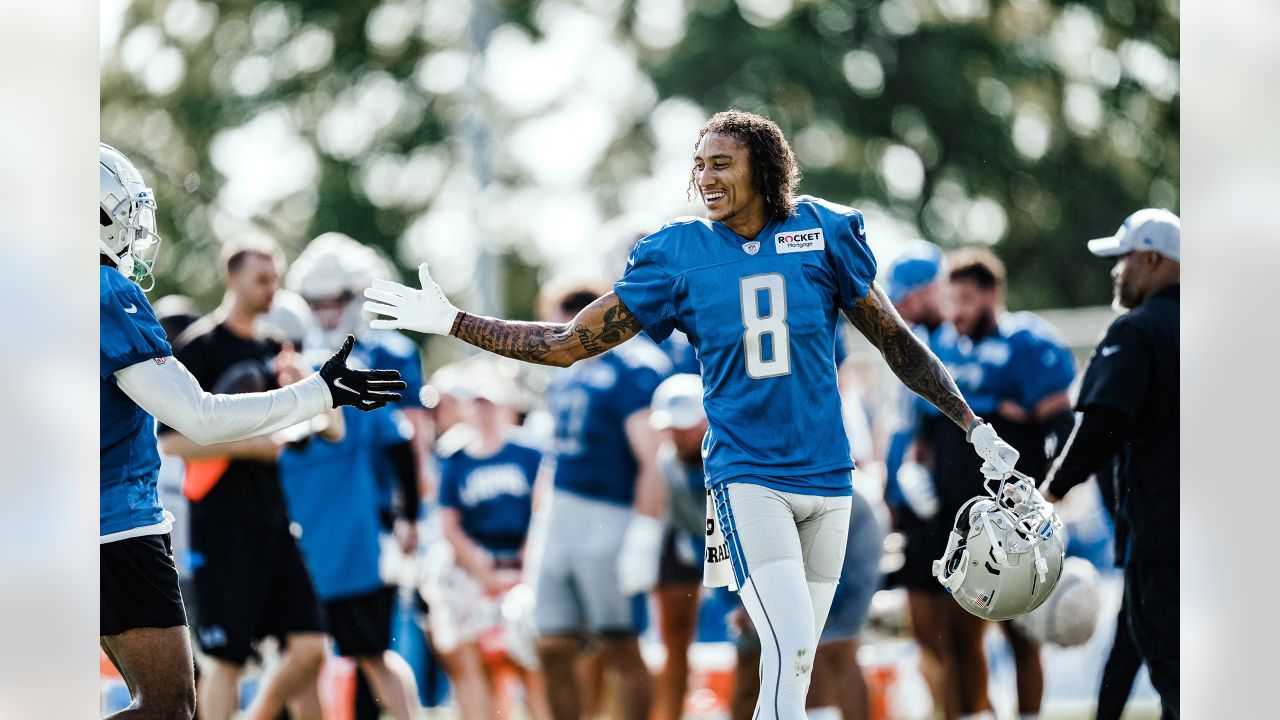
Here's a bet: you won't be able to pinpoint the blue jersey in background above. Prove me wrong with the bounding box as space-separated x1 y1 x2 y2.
546 336 670 506
924 312 1076 420
100 265 173 538
614 197 877 496
437 441 542 556
352 329 425 516
279 407 412 600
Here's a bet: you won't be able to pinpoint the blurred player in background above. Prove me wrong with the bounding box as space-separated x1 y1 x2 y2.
156 241 369 720
1045 210 1181 720
918 248 1076 720
362 110 1021 720
429 376 550 720
874 242 956 714
99 143 402 720
278 236 425 720
648 374 711 720
518 281 669 720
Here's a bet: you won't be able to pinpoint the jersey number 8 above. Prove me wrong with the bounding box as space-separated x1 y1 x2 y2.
739 273 791 379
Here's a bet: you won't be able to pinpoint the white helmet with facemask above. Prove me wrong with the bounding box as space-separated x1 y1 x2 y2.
287 232 394 353
100 143 162 291
933 473 1066 621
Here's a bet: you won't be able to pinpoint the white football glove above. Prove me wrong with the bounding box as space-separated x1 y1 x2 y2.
897 461 939 519
968 419 1020 481
616 514 665 597
362 263 460 336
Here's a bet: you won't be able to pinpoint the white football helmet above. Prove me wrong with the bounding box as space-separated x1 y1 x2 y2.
100 143 162 291
287 232 394 351
933 474 1066 621
1012 556 1103 647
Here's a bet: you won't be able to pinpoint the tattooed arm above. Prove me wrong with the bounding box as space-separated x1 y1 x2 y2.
450 292 642 367
842 282 976 431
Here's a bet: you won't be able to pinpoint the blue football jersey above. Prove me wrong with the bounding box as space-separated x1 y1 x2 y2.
279 407 412 599
614 196 877 495
100 265 173 538
924 312 1077 420
352 329 425 513
437 441 542 556
547 335 671 505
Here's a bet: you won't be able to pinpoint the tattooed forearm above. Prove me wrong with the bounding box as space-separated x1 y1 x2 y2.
450 292 642 367
452 314 563 364
843 284 975 430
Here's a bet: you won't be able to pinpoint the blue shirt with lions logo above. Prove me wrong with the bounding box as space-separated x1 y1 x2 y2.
613 196 877 496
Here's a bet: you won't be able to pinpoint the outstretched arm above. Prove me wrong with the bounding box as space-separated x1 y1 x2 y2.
451 292 642 367
842 282 974 431
363 263 641 367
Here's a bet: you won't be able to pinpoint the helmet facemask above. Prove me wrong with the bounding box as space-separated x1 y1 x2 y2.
100 144 163 292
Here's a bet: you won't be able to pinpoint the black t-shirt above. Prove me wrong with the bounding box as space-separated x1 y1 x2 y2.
1076 284 1179 566
162 317 290 533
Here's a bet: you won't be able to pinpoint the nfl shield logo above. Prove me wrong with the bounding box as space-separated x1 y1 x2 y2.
742 241 760 255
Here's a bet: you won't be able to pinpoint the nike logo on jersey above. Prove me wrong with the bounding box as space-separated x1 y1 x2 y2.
774 228 825 254
332 377 358 394
122 303 138 314
1100 345 1121 357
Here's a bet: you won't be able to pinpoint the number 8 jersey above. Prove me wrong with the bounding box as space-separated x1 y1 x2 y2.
614 196 878 496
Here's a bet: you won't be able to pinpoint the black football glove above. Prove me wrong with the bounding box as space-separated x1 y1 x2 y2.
319 335 406 411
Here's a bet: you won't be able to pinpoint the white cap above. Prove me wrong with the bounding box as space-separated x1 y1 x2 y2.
1087 208 1180 262
649 374 706 430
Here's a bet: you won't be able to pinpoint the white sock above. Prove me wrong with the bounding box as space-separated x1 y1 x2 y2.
806 708 840 720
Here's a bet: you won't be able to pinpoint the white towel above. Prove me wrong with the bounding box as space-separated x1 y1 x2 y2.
703 490 737 591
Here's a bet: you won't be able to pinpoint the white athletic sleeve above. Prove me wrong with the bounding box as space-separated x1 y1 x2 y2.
114 356 334 445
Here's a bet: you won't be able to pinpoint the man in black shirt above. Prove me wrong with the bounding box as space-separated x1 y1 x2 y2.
1044 208 1180 720
160 243 327 720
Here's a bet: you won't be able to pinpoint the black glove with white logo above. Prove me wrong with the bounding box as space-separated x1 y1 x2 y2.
319 335 406 411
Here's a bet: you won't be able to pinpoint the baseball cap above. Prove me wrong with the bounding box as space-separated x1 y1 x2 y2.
649 374 706 430
1087 208 1180 262
882 241 944 304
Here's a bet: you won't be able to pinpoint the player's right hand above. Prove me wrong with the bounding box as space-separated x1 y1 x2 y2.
319 335 407 410
362 263 461 336
968 419 1020 480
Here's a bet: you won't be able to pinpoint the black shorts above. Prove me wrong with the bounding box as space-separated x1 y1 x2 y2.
325 586 396 658
190 523 323 665
101 533 188 636
657 528 703 588
886 507 948 594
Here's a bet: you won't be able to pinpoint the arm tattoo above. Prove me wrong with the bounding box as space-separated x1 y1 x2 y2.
843 285 974 430
450 292 642 367
452 313 559 364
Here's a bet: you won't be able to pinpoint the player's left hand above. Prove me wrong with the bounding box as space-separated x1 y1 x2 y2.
319 335 407 410
616 514 665 596
363 263 461 336
968 419 1020 480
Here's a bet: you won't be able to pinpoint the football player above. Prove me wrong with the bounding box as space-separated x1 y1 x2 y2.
99 143 404 720
361 111 1019 720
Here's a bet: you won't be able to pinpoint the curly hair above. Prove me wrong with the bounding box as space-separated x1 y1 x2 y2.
688 110 801 221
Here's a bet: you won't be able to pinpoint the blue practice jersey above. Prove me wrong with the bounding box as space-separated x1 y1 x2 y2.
100 265 173 538
437 441 542 556
352 329 425 513
547 335 671 506
924 312 1076 420
279 407 412 600
614 196 877 495
659 330 702 375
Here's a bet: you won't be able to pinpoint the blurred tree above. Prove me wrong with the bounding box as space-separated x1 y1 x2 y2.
102 0 1177 315
635 0 1178 309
